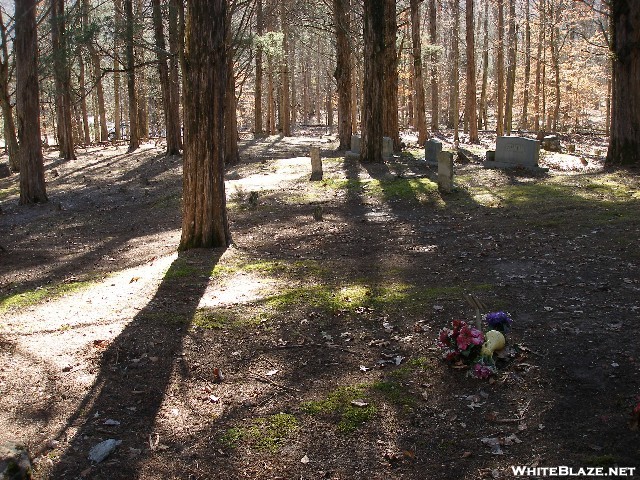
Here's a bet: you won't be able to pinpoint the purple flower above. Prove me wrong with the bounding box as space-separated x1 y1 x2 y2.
485 311 513 333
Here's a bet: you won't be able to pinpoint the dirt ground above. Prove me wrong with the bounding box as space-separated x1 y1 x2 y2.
0 131 638 479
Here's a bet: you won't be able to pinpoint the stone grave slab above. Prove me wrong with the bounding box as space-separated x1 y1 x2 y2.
437 151 454 193
425 139 442 165
484 136 548 171
310 146 323 181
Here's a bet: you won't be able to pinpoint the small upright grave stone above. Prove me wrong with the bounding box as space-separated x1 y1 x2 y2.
542 134 561 152
485 136 547 171
437 151 454 193
382 137 393 160
425 139 442 165
310 146 323 181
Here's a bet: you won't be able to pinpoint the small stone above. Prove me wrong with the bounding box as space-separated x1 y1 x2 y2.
88 439 121 464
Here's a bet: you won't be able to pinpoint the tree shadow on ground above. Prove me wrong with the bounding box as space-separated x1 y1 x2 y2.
48 248 225 479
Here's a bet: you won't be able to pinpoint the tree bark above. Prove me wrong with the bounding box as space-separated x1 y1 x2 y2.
180 0 231 249
520 0 531 129
333 0 353 150
504 0 517 135
382 0 400 151
255 0 264 135
152 0 181 155
496 0 505 136
83 0 108 142
124 0 139 151
465 0 478 143
478 0 489 130
0 9 19 171
449 0 459 141
550 2 561 132
225 5 240 165
606 0 640 166
113 0 122 140
168 0 183 149
280 0 291 136
78 52 92 144
534 0 544 131
362 0 385 162
15 0 47 204
429 0 439 130
410 0 427 145
51 0 77 160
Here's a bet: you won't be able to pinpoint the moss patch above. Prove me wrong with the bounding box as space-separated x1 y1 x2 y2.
302 384 377 434
220 413 299 452
0 280 96 313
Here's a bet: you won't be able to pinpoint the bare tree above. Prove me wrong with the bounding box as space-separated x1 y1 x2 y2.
362 0 385 162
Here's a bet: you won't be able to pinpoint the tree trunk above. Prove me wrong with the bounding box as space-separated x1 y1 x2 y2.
550 2 561 132
82 0 108 142
534 0 544 131
465 0 478 143
15 0 47 204
225 7 240 165
51 0 77 160
180 0 231 249
152 0 180 155
496 0 505 136
168 0 183 149
429 0 439 130
382 0 400 151
410 0 427 145
479 0 489 130
334 0 353 150
606 0 640 166
113 0 122 140
449 0 459 141
135 0 148 142
78 52 92 144
520 0 531 129
0 9 18 171
362 0 385 162
504 0 516 135
280 0 291 136
124 0 139 151
255 0 264 134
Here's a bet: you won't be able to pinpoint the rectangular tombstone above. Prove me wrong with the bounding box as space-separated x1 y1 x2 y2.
350 135 361 155
425 139 442 164
310 146 323 181
494 136 540 167
382 136 393 160
437 151 454 193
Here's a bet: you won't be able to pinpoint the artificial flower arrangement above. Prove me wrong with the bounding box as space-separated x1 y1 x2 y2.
437 311 513 379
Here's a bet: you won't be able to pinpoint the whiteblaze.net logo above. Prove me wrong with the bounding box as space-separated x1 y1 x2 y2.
511 466 637 477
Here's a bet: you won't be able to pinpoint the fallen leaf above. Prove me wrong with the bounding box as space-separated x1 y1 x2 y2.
359 365 371 372
461 451 472 458
350 399 369 408
300 455 310 464
481 437 503 455
265 369 279 376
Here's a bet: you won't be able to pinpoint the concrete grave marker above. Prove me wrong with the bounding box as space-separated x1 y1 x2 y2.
425 139 442 164
382 137 393 160
310 146 323 181
350 135 361 154
485 136 547 171
437 151 454 193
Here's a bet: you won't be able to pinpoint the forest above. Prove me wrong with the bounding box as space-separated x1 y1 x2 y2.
0 0 639 479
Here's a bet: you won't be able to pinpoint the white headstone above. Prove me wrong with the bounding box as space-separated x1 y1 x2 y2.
437 151 454 193
310 146 322 181
485 136 547 171
350 135 361 155
382 137 393 160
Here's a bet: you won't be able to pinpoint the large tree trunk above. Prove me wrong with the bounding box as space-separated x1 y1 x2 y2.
550 2 561 132
333 0 353 150
124 0 140 151
255 0 264 135
429 0 439 130
504 0 516 135
465 0 478 143
225 6 240 166
362 0 385 162
410 0 427 145
496 0 505 136
135 0 148 142
151 0 181 155
78 52 92 144
382 0 400 151
606 0 640 166
180 0 230 249
113 0 122 140
83 0 108 142
534 0 545 131
51 0 77 160
15 0 47 204
0 9 18 171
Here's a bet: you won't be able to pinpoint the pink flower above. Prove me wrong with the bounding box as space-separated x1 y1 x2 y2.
456 325 484 351
443 349 460 362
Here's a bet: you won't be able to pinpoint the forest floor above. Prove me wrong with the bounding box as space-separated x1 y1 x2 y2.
0 130 639 479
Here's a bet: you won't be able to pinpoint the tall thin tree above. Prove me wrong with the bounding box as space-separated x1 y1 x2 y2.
124 0 140 151
362 0 385 162
428 0 438 130
465 0 478 143
333 0 353 150
410 0 427 145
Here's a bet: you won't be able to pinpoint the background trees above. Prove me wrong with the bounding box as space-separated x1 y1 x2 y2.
0 0 635 176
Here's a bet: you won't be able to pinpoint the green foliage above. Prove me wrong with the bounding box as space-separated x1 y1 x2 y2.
254 32 285 58
0 186 18 200
371 381 415 408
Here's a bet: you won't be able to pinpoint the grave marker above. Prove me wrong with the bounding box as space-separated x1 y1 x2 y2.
310 146 323 181
425 139 442 164
485 136 547 171
437 151 454 193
